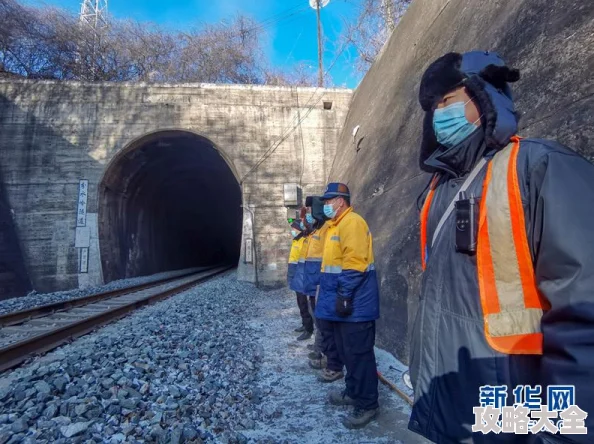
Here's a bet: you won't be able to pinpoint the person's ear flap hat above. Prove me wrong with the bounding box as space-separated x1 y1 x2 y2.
418 50 521 173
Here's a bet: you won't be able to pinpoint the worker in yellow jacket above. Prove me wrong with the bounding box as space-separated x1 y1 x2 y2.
315 182 380 429
288 218 313 338
303 196 345 378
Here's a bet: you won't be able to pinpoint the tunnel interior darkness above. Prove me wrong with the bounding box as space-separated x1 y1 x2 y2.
99 131 242 283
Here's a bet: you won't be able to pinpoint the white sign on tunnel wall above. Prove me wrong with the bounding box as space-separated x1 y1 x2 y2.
80 248 89 273
76 179 89 274
245 239 253 264
76 180 88 227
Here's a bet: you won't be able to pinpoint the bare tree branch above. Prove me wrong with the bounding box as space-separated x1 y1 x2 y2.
0 0 298 85
338 0 412 73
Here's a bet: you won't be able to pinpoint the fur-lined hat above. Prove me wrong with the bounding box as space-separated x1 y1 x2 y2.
418 51 521 172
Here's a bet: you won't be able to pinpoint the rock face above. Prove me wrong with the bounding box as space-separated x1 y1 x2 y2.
328 0 594 363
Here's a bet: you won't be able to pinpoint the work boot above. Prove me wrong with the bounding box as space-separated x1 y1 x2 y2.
296 331 313 341
294 326 305 333
308 351 322 360
328 389 356 406
342 407 379 429
318 368 344 383
308 355 327 370
306 344 315 350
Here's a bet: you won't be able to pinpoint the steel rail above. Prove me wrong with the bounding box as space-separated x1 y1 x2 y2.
0 266 232 372
0 268 208 327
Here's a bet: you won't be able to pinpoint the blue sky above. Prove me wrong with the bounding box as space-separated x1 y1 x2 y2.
24 0 362 88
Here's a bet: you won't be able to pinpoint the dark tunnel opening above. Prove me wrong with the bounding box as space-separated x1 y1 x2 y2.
98 131 242 283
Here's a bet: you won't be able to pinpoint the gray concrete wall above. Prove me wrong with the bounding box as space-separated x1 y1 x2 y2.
0 81 352 293
329 0 594 363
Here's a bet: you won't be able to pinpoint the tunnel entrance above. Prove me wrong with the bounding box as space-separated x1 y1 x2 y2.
98 130 242 283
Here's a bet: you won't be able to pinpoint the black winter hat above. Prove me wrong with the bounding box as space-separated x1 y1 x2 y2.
419 51 520 112
419 53 465 112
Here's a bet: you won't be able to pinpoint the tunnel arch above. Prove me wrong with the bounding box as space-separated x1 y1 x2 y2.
98 129 242 283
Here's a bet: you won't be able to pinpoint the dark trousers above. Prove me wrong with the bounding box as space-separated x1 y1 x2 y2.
335 321 379 410
296 292 314 333
308 296 323 353
317 319 345 372
309 295 316 313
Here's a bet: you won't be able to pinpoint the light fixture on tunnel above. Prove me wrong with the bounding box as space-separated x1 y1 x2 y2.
283 183 302 208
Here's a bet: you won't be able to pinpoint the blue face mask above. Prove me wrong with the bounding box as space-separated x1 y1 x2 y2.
291 230 298 238
323 203 337 219
306 214 314 224
299 221 306 231
433 100 480 148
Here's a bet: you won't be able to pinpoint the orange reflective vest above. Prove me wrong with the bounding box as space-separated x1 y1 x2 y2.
420 136 550 355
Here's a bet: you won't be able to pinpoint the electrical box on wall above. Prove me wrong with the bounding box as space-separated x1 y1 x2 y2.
283 183 302 208
286 208 300 223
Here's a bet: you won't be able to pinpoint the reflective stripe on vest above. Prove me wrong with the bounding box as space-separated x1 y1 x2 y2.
420 175 440 271
324 265 343 274
419 136 549 354
477 136 550 354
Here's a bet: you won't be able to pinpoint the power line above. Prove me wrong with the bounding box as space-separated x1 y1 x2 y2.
245 4 311 35
239 42 350 185
258 4 309 27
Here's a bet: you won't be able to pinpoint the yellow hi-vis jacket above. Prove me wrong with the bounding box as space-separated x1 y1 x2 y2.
303 223 329 297
290 235 309 293
287 236 304 287
315 207 379 322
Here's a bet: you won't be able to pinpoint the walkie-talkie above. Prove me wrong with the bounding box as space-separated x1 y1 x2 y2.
455 191 478 254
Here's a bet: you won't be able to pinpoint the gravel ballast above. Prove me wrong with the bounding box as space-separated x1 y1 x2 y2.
0 271 426 443
0 271 261 443
0 268 202 316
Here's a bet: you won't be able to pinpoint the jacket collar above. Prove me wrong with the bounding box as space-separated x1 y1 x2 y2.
424 127 488 178
330 206 353 227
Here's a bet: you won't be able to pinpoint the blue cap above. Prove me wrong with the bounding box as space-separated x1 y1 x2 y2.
321 183 350 200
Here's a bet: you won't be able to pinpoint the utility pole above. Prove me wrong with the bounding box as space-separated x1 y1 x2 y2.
310 0 329 87
316 0 323 87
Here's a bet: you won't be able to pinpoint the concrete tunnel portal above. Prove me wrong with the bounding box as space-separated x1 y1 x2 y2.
98 130 243 283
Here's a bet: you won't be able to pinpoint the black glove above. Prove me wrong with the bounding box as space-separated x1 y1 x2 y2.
336 295 353 317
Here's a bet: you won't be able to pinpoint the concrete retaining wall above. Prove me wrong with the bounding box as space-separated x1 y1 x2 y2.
0 81 352 293
329 0 594 363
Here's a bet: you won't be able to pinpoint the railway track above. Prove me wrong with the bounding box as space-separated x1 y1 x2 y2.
0 265 231 372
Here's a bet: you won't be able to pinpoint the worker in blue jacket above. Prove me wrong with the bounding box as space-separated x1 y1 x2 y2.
411 50 594 443
315 182 380 429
